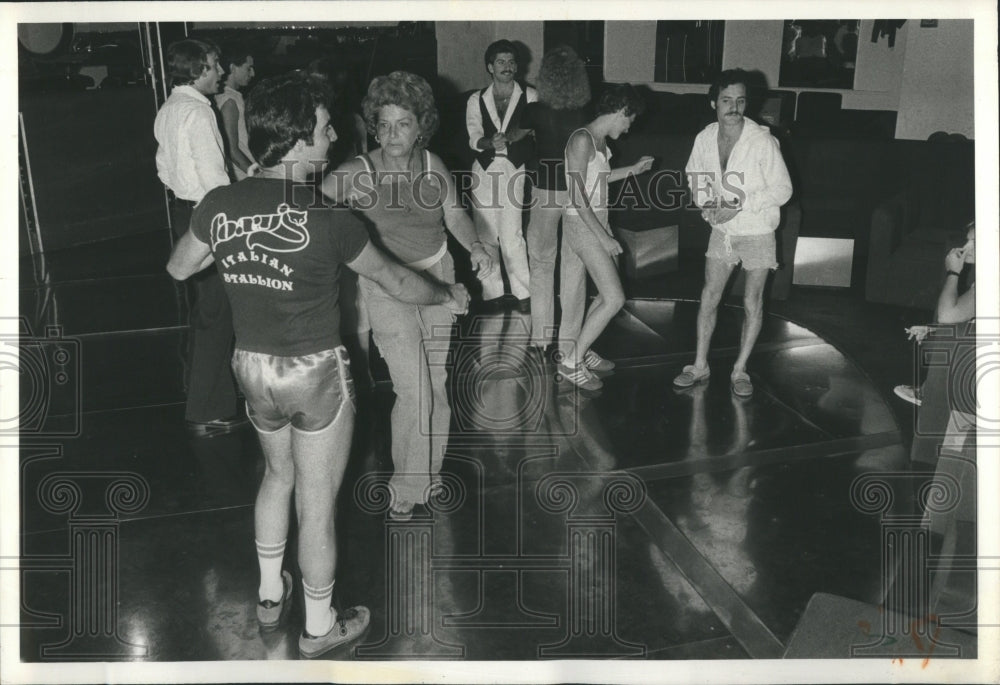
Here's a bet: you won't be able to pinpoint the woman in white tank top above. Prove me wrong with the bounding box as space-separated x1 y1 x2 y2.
557 85 654 391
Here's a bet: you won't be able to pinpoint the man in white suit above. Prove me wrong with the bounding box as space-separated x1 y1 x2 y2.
466 39 537 310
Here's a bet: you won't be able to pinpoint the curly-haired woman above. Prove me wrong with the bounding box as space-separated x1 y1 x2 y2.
516 46 591 350
322 71 494 519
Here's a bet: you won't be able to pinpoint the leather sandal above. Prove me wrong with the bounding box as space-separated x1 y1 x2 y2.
731 371 754 398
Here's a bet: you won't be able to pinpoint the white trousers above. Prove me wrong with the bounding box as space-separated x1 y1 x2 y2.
470 158 530 300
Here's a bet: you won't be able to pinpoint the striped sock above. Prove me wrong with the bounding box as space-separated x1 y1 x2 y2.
255 539 286 603
303 579 336 637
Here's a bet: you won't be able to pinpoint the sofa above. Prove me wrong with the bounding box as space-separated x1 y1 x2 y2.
865 137 975 310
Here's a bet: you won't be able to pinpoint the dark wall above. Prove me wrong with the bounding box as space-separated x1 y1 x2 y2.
20 88 168 251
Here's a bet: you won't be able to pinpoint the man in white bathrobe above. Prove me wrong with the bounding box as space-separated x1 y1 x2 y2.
673 68 793 398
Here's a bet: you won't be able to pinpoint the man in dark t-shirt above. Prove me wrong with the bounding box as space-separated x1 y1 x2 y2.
167 74 469 659
190 180 364 357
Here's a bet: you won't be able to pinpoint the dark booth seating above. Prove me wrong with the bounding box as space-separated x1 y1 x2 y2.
865 136 975 310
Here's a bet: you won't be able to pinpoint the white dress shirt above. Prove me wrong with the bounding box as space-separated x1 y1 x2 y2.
154 84 230 202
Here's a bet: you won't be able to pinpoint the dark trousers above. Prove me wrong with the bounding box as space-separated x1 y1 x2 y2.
171 200 238 422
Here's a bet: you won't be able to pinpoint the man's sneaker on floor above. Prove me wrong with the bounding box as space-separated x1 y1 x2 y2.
298 606 371 659
893 384 923 406
556 361 603 391
583 349 615 375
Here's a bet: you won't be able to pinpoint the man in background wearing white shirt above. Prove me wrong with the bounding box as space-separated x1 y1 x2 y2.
466 39 536 310
155 38 244 436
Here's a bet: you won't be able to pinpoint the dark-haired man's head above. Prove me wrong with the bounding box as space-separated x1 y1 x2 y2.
484 39 519 86
709 69 751 102
709 70 749 127
247 74 335 176
221 40 255 90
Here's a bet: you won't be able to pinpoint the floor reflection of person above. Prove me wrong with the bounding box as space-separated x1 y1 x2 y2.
167 74 470 658
673 383 756 592
321 71 495 520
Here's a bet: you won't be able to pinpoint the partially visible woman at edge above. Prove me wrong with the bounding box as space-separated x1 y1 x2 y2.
936 221 976 325
321 71 495 520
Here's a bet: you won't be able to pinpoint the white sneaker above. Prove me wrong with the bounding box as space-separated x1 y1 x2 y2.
298 605 371 658
583 349 616 375
557 361 603 391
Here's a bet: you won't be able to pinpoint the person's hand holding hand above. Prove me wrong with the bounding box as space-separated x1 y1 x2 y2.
471 243 497 280
445 284 470 315
491 132 508 150
710 205 741 225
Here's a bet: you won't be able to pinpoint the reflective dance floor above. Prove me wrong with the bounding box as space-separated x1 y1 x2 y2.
16 231 975 663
